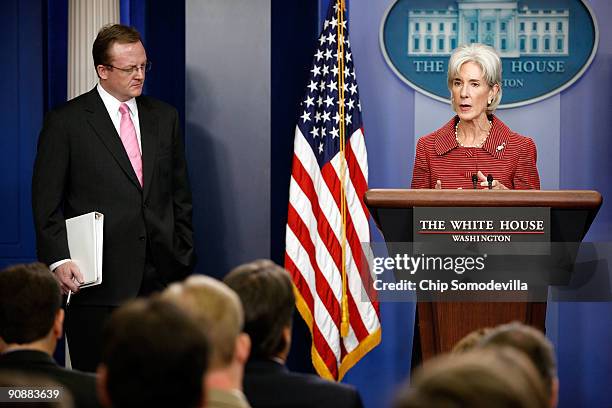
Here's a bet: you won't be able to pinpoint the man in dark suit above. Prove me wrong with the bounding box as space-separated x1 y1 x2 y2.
0 263 101 408
223 260 364 408
32 24 195 372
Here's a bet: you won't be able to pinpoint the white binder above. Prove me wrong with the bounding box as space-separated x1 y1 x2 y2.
65 212 104 288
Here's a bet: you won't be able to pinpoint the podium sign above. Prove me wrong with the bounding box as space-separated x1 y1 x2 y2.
365 189 602 361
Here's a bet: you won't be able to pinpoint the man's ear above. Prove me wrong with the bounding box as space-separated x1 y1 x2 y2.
97 65 109 80
275 325 292 360
96 364 113 408
235 333 251 364
52 309 64 340
550 377 559 408
282 326 292 348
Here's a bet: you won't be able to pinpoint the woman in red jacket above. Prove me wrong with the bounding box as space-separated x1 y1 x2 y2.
411 43 540 190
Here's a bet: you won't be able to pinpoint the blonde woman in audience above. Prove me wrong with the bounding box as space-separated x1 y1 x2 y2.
394 347 548 408
481 322 559 408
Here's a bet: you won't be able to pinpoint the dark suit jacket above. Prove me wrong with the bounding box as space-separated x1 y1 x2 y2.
32 88 195 305
243 359 364 408
0 350 101 408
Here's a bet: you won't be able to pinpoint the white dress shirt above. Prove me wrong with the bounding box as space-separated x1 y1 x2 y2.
96 83 142 152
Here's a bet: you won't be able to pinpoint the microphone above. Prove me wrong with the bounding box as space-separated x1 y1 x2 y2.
487 174 494 190
471 174 478 190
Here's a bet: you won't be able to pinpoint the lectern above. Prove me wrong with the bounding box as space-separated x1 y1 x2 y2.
365 189 602 361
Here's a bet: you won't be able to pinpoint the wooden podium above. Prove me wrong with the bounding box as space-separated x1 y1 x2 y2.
365 189 602 361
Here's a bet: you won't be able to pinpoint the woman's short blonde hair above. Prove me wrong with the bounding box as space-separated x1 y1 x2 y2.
394 348 549 408
448 43 503 113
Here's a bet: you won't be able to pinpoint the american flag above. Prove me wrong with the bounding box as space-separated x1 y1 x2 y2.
284 0 381 381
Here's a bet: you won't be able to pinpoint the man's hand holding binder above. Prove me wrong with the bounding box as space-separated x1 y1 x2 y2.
54 261 84 295
54 212 105 303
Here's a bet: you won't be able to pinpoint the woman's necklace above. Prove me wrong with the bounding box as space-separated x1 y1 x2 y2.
455 119 492 148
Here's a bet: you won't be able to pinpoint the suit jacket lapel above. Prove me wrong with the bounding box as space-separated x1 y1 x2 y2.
84 88 142 190
137 97 159 200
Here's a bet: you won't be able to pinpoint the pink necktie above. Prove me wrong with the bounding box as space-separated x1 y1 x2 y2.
119 103 143 186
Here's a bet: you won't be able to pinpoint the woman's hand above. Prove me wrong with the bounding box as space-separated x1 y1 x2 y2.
477 170 508 190
434 180 463 190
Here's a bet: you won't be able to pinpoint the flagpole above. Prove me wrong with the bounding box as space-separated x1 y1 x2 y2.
336 0 349 338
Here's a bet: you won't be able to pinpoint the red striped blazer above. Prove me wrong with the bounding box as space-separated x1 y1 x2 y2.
411 115 540 190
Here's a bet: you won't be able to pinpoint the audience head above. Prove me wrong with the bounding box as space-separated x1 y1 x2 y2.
162 275 249 372
0 263 63 353
223 259 295 360
481 322 558 407
97 297 209 408
451 327 492 353
394 347 548 408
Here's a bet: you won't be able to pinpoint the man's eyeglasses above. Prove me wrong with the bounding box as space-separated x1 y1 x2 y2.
105 61 152 75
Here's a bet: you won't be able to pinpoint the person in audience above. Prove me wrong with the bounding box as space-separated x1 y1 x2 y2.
223 259 364 408
96 297 209 408
162 275 252 408
451 327 492 353
393 347 548 408
480 321 559 408
0 263 100 408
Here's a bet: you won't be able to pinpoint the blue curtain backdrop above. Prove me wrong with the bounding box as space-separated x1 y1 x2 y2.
0 0 43 269
550 1 612 404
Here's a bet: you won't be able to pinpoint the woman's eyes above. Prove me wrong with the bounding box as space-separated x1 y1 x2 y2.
453 81 479 87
